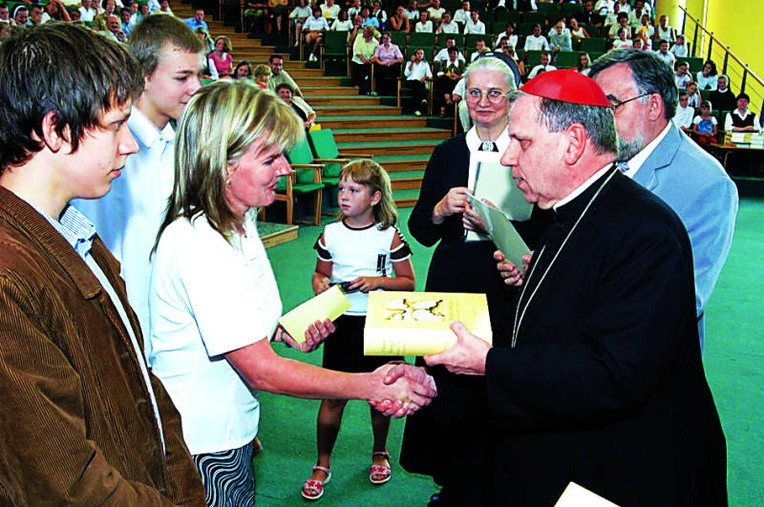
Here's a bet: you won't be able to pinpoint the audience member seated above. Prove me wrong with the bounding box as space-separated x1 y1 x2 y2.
233 60 253 80
569 18 590 41
404 0 419 23
359 6 379 28
320 0 340 25
184 8 208 32
414 10 432 32
41 0 71 23
611 27 632 50
654 39 675 68
673 90 694 134
405 47 433 116
607 12 631 39
576 52 591 73
195 26 214 54
581 0 604 26
674 60 692 89
303 6 329 62
671 33 689 58
524 24 550 51
208 36 234 79
709 75 737 112
427 0 445 23
470 38 489 62
686 80 701 108
696 60 719 91
370 0 387 29
266 0 290 35
463 9 485 34
549 21 572 53
656 14 675 42
372 32 404 96
289 0 311 46
92 0 116 31
253 63 271 89
691 100 718 147
436 11 459 34
388 5 410 32
276 83 316 130
452 0 470 29
331 9 353 31
527 51 556 79
724 93 761 133
435 46 465 117
434 36 465 64
351 25 378 95
78 0 97 23
493 21 517 50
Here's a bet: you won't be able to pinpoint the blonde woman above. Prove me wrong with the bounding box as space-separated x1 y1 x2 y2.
148 81 436 506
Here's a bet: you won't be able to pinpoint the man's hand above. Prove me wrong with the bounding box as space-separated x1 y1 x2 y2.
368 362 437 417
424 321 490 375
494 250 531 286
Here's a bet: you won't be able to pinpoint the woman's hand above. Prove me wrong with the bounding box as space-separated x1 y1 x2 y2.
432 186 471 224
276 319 335 352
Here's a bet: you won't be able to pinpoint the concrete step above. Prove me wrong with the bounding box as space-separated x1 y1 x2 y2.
388 170 424 190
333 127 451 143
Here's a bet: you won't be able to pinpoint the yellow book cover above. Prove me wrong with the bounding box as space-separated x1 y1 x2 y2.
364 291 493 356
279 285 350 343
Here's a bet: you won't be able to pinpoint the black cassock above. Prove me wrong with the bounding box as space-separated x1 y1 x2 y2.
471 168 727 506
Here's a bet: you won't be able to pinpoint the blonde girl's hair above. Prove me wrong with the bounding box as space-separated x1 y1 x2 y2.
338 159 397 230
155 80 303 250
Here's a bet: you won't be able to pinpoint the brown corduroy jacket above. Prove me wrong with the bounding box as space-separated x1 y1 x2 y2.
0 187 206 506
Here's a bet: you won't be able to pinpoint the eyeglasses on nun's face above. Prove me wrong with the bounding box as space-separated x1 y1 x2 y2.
466 87 508 105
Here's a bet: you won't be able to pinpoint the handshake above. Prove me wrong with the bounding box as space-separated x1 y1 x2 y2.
368 362 437 417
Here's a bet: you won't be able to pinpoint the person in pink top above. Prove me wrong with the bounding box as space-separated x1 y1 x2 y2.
371 32 403 96
208 36 234 78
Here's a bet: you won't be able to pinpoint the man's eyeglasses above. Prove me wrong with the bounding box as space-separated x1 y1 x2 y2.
466 88 508 105
608 92 652 112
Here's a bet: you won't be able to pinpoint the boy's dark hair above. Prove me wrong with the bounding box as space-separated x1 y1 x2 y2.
269 53 283 63
0 23 143 172
129 14 203 77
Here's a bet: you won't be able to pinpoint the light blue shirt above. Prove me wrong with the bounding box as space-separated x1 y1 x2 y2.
74 108 176 359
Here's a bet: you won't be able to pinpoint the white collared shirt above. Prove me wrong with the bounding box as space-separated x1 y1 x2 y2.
622 122 672 179
149 210 279 454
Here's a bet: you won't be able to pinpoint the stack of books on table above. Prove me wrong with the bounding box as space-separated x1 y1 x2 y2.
724 132 764 148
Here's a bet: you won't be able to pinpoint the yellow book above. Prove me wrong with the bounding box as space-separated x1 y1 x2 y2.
364 291 492 356
279 285 350 343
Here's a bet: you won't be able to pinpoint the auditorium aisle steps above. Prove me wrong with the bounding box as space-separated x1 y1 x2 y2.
178 2 453 208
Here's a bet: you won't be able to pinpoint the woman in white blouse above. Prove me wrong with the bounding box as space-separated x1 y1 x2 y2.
148 81 436 506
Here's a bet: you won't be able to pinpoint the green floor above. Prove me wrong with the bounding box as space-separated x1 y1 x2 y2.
256 201 764 506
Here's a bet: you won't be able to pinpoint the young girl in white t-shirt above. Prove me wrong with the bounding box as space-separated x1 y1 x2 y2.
302 160 415 501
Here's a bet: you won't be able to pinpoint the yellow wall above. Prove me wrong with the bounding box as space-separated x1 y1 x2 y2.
656 0 763 108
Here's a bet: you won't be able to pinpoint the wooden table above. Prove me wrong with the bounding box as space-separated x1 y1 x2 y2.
708 143 764 174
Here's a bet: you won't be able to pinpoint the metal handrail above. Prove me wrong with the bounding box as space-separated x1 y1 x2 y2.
679 5 762 114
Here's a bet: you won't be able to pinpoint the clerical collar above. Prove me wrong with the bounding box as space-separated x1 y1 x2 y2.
620 121 671 179
553 163 614 211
